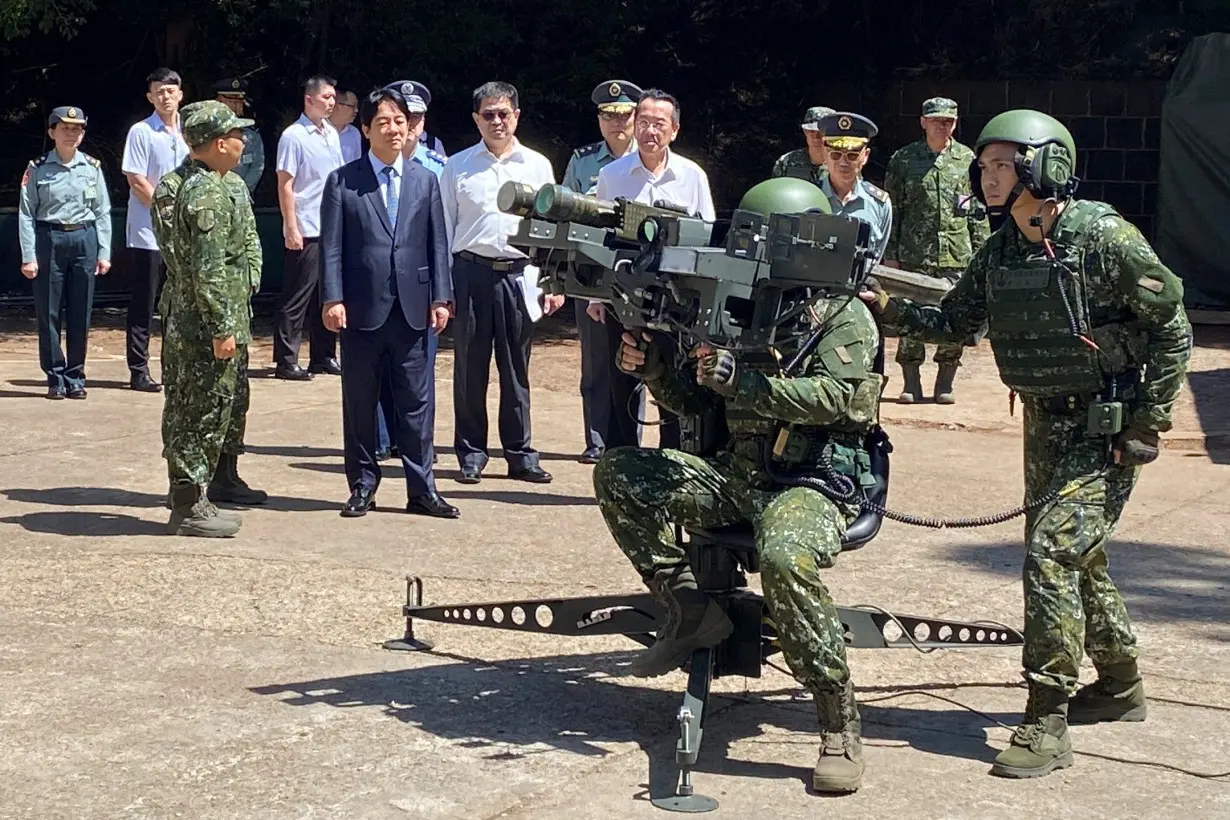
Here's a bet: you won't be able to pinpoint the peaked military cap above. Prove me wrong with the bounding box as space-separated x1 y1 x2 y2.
48 106 87 127
591 80 642 113
384 80 431 113
182 100 255 147
819 111 879 150
922 96 959 118
214 77 248 98
800 105 836 131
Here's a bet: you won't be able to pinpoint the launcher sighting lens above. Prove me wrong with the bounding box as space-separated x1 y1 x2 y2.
533 185 619 227
497 182 537 217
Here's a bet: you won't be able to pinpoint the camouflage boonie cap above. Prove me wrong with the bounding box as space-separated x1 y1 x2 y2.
182 100 254 147
922 97 959 118
800 106 836 131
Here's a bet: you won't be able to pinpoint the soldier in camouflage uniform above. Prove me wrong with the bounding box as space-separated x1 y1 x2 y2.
863 109 1192 779
594 177 885 795
882 97 991 404
159 101 263 537
771 106 834 187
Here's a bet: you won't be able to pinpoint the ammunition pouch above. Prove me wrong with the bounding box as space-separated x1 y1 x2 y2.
771 426 876 491
1037 369 1139 438
679 404 731 458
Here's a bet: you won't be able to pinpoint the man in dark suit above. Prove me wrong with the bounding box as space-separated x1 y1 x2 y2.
320 87 458 519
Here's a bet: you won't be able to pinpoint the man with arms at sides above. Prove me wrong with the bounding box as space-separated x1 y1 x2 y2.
320 87 458 520
595 88 716 450
273 75 344 381
563 79 646 464
440 80 565 486
121 67 189 393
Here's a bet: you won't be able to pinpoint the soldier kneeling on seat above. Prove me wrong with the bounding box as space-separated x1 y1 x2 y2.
592 177 884 795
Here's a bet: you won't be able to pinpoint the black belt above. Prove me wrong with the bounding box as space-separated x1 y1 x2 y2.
37 222 93 232
1037 371 1140 414
456 250 527 272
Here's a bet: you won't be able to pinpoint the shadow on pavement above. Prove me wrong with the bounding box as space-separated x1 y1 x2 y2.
946 540 1230 631
251 648 1017 802
2 486 345 514
0 511 166 536
1186 367 1230 465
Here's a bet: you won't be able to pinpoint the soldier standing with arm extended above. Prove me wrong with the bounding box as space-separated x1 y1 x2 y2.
772 105 834 186
563 79 646 464
18 105 112 400
214 78 266 195
863 109 1192 779
882 97 990 404
161 101 261 538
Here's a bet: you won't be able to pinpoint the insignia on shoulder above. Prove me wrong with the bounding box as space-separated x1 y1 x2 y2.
864 181 888 203
426 148 446 164
86 154 100 168
575 141 601 158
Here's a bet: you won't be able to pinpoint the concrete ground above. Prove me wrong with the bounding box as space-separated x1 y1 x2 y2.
1 311 1228 820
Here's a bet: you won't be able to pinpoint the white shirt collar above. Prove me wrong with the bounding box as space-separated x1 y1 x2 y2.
145 110 179 133
478 137 525 162
635 147 676 181
368 149 404 178
297 112 332 134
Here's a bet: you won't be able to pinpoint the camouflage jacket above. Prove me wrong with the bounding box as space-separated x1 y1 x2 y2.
883 139 990 273
771 148 827 187
164 160 258 345
890 203 1192 432
154 161 261 321
644 295 883 480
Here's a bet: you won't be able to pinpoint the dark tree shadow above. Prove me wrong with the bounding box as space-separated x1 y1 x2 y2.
1186 367 1230 465
945 540 1230 631
0 511 166 536
286 462 595 505
243 444 344 459
0 389 45 399
1 486 345 514
251 647 1018 804
8 378 134 390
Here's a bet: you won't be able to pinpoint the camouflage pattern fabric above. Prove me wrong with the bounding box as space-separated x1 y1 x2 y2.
160 160 255 484
772 148 827 187
593 295 882 695
1020 397 1139 693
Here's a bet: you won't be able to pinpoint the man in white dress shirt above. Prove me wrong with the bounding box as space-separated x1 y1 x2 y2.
330 89 362 163
595 88 716 448
272 75 345 380
440 80 565 485
120 67 189 392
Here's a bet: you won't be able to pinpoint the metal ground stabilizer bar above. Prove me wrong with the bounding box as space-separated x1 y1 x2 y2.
650 646 720 813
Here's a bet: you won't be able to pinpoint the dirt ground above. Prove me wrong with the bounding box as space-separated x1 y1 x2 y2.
1 309 1229 819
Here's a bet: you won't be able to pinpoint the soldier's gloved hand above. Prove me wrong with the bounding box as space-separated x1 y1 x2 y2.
695 348 739 397
616 331 664 381
1113 426 1160 467
857 277 894 318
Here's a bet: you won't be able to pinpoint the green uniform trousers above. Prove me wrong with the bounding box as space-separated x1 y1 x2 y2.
161 336 245 484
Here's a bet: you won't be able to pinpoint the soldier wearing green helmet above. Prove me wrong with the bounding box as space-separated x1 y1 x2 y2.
593 175 883 795
862 109 1193 779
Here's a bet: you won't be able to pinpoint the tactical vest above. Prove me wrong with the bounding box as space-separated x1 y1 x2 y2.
984 201 1132 398
783 163 813 182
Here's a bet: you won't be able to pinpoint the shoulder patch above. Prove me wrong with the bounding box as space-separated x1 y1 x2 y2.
83 153 101 168
863 181 889 203
574 141 602 159
425 148 447 164
196 208 216 232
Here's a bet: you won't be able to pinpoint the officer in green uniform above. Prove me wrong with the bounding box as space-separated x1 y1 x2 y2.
594 177 884 795
883 97 991 404
862 109 1192 779
161 100 262 538
213 78 265 194
771 105 834 187
563 80 646 462
17 106 112 399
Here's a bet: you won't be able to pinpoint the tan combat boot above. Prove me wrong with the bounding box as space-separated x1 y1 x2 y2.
990 684 1074 778
1069 660 1147 725
165 486 240 521
934 363 959 405
897 364 923 403
167 482 241 538
208 453 269 505
812 679 864 793
628 565 733 677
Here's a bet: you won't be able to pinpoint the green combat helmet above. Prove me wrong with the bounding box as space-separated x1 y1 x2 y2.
970 108 1079 214
736 176 832 217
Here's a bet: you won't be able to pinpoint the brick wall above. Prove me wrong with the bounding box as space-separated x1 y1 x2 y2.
835 80 1168 239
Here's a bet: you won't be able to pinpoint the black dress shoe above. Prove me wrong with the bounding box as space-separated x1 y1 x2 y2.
509 465 553 484
406 492 460 519
67 386 87 400
130 373 162 392
341 485 376 517
457 466 482 484
46 386 66 400
275 364 313 381
579 447 603 464
309 357 342 376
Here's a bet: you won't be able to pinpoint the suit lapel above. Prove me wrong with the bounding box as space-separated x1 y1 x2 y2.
360 159 393 237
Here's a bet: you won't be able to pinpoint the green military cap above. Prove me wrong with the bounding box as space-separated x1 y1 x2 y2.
819 111 879 150
922 96 959 118
48 105 87 127
182 100 255 147
591 80 643 113
800 106 836 132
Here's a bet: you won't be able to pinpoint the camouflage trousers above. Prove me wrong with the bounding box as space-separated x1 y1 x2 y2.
895 267 966 366
593 446 855 695
161 334 243 484
1021 399 1140 694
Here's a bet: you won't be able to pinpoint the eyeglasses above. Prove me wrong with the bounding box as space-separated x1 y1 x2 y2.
481 110 514 121
826 149 864 163
599 110 633 121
